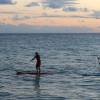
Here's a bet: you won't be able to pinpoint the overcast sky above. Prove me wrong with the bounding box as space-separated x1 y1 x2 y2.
0 0 100 33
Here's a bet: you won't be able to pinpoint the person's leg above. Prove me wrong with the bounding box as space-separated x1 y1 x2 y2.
36 63 41 73
36 64 38 73
36 67 38 73
38 67 40 73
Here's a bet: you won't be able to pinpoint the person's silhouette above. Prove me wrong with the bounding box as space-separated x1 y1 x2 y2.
31 52 41 73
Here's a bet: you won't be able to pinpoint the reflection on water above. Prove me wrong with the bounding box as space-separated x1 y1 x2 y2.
33 74 41 98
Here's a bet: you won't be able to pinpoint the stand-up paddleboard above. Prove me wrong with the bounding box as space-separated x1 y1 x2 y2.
16 71 53 75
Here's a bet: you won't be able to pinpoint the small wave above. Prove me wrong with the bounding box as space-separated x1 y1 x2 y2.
0 85 4 88
0 67 12 71
76 72 100 76
0 92 11 96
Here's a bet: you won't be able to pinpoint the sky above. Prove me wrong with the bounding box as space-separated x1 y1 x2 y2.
0 0 100 33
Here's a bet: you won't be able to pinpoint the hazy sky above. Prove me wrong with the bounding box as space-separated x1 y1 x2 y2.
0 0 100 33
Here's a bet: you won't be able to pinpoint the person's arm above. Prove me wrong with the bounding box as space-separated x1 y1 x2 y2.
30 56 36 62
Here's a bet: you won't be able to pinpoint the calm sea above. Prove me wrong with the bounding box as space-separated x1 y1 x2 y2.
0 33 100 100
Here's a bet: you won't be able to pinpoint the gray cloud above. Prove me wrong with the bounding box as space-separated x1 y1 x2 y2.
90 11 100 19
80 8 89 12
42 0 78 9
26 2 39 7
11 13 92 21
26 0 78 9
13 15 31 20
63 7 78 12
0 0 16 4
63 7 89 12
43 0 66 9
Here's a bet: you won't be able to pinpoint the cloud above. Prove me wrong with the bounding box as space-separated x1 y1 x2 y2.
63 7 89 12
0 0 16 4
63 7 78 12
0 24 95 33
13 15 31 20
26 2 39 7
91 11 100 19
25 0 78 9
0 11 17 15
42 0 78 9
80 8 89 12
11 13 92 21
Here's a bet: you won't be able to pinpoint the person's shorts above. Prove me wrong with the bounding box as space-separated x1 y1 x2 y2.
36 63 41 68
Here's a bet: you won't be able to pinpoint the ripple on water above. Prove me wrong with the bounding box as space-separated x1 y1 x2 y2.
16 95 65 100
0 92 12 97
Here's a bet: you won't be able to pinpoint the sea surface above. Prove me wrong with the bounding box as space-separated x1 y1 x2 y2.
0 33 100 100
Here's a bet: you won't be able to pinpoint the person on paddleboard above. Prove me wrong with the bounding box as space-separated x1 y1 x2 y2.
31 52 41 73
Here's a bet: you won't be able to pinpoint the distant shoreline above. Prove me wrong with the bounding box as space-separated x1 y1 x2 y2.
0 33 100 34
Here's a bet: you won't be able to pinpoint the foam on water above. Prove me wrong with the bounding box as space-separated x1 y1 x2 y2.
0 33 100 100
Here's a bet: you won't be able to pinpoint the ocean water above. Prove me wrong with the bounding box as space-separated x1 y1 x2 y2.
0 33 100 100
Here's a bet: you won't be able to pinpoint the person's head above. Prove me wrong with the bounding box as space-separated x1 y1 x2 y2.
35 52 39 55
